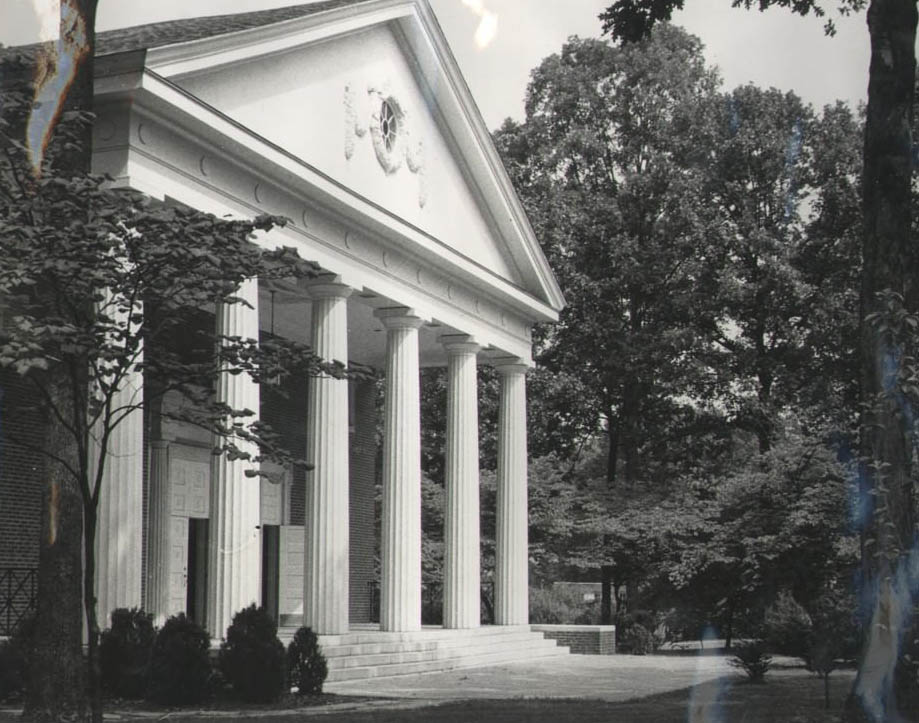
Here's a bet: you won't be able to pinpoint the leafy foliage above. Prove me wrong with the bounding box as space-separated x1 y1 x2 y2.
218 605 286 703
599 0 867 42
99 608 155 699
528 585 600 625
146 614 212 706
495 27 725 486
286 627 328 696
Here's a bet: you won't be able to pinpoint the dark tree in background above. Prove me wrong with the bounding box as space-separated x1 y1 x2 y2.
600 0 918 718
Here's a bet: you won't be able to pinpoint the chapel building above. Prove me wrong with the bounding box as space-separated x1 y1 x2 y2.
0 0 565 674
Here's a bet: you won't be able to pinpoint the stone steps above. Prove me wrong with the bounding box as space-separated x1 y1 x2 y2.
278 625 569 683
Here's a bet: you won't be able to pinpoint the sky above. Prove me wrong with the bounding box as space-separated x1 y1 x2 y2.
0 0 872 129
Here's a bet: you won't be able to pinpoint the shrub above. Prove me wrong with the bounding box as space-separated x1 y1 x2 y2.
99 608 155 699
218 605 286 703
621 622 655 655
0 615 34 702
616 611 661 655
287 626 328 696
528 585 600 625
147 613 212 705
762 592 812 659
729 640 772 682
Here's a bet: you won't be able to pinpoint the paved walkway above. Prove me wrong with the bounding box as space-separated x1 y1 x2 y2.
0 654 738 720
324 653 735 701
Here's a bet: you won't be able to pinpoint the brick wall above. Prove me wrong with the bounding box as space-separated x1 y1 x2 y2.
0 370 44 571
531 625 617 655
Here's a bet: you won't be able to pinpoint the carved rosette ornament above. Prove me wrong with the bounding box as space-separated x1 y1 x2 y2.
344 82 426 208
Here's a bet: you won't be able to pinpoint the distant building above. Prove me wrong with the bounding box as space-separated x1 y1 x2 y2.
0 0 563 647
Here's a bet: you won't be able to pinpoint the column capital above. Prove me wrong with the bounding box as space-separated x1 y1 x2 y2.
440 334 481 355
375 307 425 330
303 275 352 300
491 357 532 376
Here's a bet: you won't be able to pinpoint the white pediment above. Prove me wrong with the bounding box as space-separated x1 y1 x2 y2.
132 0 562 316
174 23 519 284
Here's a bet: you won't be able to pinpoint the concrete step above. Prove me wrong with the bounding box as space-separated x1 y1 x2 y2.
326 635 562 670
325 641 569 682
278 625 569 684
318 629 548 659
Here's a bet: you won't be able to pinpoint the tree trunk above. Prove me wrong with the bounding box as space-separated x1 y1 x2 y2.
23 2 99 721
23 397 85 723
847 0 919 720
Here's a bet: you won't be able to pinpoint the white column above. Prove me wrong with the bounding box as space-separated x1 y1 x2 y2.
208 277 262 640
376 308 424 632
442 335 481 629
304 279 351 635
145 441 170 625
94 360 144 627
494 360 529 625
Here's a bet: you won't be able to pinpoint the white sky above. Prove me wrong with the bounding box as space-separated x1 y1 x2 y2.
1 0 872 129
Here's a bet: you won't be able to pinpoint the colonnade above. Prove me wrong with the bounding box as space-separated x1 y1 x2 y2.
97 275 531 638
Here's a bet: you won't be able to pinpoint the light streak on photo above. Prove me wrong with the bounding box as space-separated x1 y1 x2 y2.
461 0 498 49
26 0 90 176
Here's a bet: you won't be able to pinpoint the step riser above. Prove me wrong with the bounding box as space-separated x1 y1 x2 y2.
327 639 563 669
320 631 552 658
325 647 569 682
279 625 533 645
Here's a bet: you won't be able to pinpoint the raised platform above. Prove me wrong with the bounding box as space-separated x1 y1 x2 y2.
278 624 569 682
531 624 616 655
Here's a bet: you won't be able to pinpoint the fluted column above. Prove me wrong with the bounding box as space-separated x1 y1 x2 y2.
442 335 481 629
494 360 529 625
304 279 352 634
94 355 144 627
376 308 424 632
208 277 262 640
145 441 171 625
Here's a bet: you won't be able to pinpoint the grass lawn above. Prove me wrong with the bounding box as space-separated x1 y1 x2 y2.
302 672 855 723
0 668 859 722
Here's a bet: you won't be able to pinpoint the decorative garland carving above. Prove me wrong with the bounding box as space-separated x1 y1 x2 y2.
344 82 427 208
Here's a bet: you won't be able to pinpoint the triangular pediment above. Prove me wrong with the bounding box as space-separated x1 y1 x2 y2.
118 0 562 316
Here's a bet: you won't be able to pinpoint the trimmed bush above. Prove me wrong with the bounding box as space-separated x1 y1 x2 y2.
147 613 212 705
0 615 34 702
729 640 772 682
100 608 155 699
287 626 327 696
218 605 286 703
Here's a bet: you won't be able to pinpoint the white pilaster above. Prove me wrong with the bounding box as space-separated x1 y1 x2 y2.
494 360 529 625
442 335 481 629
304 279 351 635
94 360 144 627
145 441 171 625
208 277 262 640
376 308 424 632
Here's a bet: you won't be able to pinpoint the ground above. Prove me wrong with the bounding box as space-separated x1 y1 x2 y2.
0 653 864 721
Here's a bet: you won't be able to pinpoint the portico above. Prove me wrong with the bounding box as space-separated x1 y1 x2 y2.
73 0 564 646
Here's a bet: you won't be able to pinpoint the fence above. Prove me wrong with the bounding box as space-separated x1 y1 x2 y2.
0 567 37 636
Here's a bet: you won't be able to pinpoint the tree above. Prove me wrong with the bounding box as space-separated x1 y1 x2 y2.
600 1 918 717
494 27 725 486
2 3 100 720
1 36 339 723
702 87 863 452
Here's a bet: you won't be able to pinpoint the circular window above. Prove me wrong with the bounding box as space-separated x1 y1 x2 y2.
380 100 398 152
